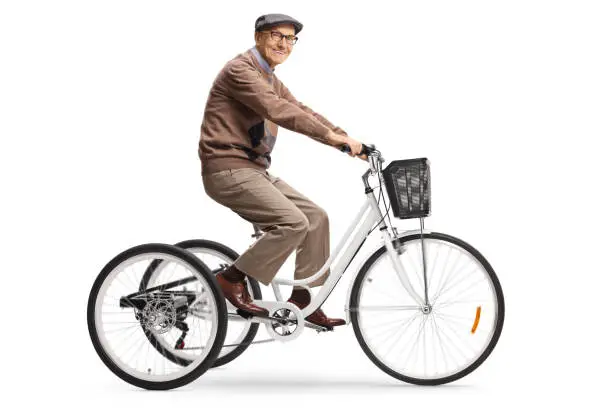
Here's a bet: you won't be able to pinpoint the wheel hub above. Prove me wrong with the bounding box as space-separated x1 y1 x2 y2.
142 298 176 334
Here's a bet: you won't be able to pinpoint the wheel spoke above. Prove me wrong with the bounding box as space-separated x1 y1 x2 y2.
381 313 420 360
431 313 454 371
433 269 483 305
400 314 427 369
430 245 456 302
433 312 477 359
432 260 474 304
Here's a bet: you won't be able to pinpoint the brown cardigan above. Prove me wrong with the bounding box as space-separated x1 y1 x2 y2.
198 48 347 174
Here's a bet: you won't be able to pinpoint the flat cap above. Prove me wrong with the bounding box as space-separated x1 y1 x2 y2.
255 13 303 34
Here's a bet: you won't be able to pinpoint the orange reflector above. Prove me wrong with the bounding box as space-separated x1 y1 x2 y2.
471 306 482 334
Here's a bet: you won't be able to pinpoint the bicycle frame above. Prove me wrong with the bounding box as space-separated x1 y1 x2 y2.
263 153 429 324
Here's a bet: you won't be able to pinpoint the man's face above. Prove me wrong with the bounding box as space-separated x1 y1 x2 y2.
254 24 296 68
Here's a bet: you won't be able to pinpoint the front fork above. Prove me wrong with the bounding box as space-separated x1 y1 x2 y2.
382 220 430 308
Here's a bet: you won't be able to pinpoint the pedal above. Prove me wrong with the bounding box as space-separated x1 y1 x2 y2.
304 321 333 333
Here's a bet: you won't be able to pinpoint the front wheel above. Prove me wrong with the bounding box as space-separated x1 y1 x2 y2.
350 232 504 385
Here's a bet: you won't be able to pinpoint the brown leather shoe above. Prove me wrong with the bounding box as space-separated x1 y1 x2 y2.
287 299 346 328
216 274 269 317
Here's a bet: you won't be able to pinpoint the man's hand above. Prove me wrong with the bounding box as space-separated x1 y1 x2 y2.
346 137 368 161
327 130 368 161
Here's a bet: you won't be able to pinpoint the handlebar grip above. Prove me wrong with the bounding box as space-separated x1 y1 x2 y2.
339 144 351 154
339 143 374 156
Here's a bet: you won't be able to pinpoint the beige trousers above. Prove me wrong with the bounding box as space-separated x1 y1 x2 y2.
202 167 330 287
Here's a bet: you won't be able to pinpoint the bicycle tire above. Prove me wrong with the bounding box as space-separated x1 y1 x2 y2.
350 232 505 385
87 243 227 390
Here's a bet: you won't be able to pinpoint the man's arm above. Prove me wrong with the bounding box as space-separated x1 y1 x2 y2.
223 61 339 147
278 81 348 137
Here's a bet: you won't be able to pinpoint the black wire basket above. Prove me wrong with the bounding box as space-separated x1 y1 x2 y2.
382 158 431 219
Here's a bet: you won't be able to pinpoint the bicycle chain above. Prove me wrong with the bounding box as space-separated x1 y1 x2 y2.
178 312 333 350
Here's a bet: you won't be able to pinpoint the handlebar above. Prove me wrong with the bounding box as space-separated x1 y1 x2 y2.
338 143 383 174
339 143 376 157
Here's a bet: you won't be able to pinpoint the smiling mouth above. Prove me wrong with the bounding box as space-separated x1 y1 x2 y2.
272 49 285 56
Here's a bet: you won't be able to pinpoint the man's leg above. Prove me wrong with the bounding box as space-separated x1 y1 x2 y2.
266 172 346 328
203 168 310 285
266 173 331 287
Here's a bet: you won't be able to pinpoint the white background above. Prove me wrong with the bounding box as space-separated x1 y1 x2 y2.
1 0 611 405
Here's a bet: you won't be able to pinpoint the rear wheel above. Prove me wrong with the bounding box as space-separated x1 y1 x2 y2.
139 239 261 368
87 243 227 390
350 232 504 385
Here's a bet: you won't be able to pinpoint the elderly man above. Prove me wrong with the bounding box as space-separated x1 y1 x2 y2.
199 14 365 328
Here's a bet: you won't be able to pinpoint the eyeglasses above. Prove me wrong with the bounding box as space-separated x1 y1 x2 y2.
265 30 298 46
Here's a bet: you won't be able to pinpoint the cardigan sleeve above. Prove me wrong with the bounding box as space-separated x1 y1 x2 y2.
278 81 348 137
223 61 334 146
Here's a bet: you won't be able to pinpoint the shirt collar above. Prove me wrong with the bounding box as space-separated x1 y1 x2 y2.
250 46 275 74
